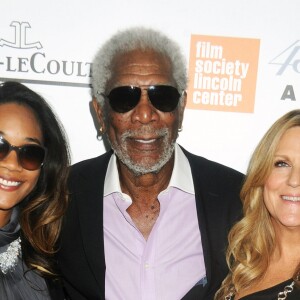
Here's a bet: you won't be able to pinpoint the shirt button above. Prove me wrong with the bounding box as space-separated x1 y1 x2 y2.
144 263 150 269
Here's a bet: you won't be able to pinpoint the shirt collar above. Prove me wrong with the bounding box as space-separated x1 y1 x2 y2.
169 144 194 194
104 143 194 197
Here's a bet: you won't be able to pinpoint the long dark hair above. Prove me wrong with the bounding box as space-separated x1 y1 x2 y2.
0 81 70 277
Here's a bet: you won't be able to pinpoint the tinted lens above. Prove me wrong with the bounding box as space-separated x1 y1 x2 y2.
19 145 46 170
0 139 9 160
148 86 180 112
108 86 141 113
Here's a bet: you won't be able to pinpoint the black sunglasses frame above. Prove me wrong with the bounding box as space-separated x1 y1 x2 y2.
0 136 47 171
103 85 183 113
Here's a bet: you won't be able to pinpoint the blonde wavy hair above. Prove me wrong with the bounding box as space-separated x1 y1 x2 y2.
215 109 300 299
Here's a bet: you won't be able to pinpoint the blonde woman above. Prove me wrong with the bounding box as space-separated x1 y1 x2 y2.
215 109 300 300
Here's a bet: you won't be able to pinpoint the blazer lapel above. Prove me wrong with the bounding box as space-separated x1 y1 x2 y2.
182 146 243 299
183 149 212 290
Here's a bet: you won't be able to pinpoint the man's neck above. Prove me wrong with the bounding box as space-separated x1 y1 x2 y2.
117 157 174 240
117 156 174 205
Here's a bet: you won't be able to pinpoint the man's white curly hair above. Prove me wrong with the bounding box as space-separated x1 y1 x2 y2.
92 27 188 107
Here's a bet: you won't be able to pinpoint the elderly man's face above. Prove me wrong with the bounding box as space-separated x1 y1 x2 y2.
94 49 186 175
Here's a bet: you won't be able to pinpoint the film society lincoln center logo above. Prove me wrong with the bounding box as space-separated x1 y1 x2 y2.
187 35 260 113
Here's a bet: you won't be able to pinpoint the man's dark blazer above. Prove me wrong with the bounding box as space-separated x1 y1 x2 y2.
58 147 244 300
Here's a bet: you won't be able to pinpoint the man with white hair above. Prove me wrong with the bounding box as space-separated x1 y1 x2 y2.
58 27 244 300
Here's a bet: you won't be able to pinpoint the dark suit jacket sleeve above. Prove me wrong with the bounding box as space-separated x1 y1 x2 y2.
57 151 112 300
46 277 68 300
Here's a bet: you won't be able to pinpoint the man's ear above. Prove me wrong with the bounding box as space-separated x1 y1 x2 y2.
92 97 106 133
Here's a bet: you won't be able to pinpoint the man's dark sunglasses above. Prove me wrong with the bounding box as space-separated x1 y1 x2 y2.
103 85 182 113
0 136 47 171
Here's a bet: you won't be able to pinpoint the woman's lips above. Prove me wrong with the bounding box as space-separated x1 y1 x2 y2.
0 176 21 191
281 195 300 202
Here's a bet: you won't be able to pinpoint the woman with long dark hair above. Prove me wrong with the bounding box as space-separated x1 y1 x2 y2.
0 81 70 299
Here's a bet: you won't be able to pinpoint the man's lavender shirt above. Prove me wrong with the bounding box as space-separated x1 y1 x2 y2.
103 144 206 300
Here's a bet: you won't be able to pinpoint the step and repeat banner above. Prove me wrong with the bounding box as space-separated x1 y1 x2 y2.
1 0 299 173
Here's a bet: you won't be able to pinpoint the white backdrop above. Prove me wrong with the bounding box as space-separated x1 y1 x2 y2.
1 0 299 173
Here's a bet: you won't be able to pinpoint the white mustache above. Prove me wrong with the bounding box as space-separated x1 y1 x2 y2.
121 127 168 140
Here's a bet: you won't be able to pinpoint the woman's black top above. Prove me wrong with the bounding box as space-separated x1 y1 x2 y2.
238 279 300 300
0 208 51 300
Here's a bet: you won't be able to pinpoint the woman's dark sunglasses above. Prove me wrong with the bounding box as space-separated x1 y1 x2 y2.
103 85 182 113
0 137 46 171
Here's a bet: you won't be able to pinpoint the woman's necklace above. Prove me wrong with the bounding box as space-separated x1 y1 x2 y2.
225 280 295 300
0 237 21 274
278 281 295 300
